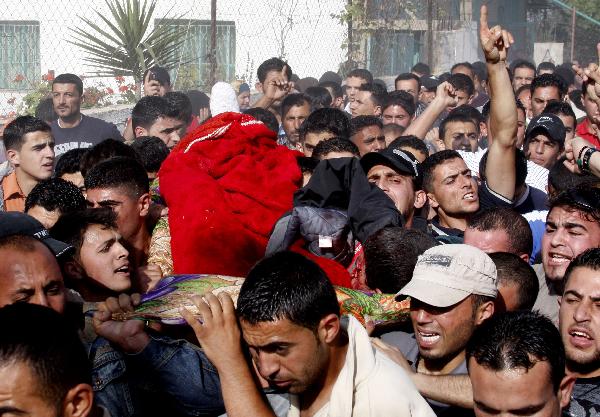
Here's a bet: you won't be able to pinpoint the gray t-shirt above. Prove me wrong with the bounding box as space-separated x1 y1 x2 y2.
564 376 600 417
532 263 560 326
381 331 473 417
51 115 122 157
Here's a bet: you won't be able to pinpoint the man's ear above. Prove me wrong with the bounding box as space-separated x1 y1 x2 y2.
6 148 19 166
62 383 94 417
255 82 264 94
318 313 341 344
134 126 148 138
414 190 427 210
474 300 494 325
558 374 576 410
63 259 85 281
374 105 382 117
427 192 439 209
138 193 151 217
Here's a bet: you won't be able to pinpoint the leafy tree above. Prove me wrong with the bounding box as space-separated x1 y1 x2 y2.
69 0 185 98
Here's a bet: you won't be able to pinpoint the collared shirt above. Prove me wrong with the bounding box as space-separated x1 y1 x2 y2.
1 171 26 212
575 119 600 148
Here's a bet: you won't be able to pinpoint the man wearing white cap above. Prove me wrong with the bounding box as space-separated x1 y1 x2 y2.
380 244 496 416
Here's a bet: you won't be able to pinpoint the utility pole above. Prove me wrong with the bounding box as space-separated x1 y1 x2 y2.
427 0 433 69
348 0 354 67
209 0 217 87
570 6 576 62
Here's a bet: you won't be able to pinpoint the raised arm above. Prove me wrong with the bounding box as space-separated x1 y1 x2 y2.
403 81 458 139
480 4 517 200
182 293 277 417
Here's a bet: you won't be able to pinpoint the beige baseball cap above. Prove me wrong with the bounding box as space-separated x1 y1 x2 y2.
397 244 497 307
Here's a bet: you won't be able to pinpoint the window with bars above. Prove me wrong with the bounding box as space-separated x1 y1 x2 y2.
0 21 40 90
156 19 236 91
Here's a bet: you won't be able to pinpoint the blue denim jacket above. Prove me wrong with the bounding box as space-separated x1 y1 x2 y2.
80 304 224 417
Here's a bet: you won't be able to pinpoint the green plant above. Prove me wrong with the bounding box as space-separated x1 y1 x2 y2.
69 0 186 99
17 80 52 116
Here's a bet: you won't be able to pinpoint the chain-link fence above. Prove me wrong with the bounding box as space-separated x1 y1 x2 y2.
0 0 347 117
1 0 600 119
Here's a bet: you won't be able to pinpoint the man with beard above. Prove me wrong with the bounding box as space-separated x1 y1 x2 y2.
560 248 600 416
182 251 436 417
50 74 122 157
533 187 600 325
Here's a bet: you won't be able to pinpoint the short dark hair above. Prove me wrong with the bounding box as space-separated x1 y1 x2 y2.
281 93 312 118
257 57 292 84
563 248 600 289
448 104 483 128
84 156 149 197
319 81 343 99
25 178 86 214
346 68 373 84
35 97 58 124
186 90 210 116
515 84 531 100
451 62 474 77
164 91 193 124
489 252 539 311
130 136 170 173
349 115 382 138
299 108 351 143
79 138 140 178
548 159 600 196
510 59 536 75
421 150 463 193
237 251 340 330
439 112 479 140
530 73 566 98
364 227 439 293
52 73 83 95
143 66 171 86
466 310 565 392
304 86 333 109
358 83 387 108
243 108 279 134
2 116 51 151
472 61 487 81
448 73 475 96
389 135 429 158
383 90 416 117
468 207 533 258
51 208 117 257
0 303 92 409
394 73 421 91
537 61 556 74
554 66 575 87
411 62 430 76
543 101 576 124
131 96 170 131
548 186 600 225
311 137 359 160
54 148 87 177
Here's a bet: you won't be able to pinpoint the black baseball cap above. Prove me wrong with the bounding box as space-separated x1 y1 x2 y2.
360 147 422 188
0 212 73 257
525 113 566 147
421 75 440 91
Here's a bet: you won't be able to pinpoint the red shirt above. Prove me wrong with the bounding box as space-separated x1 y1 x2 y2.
576 119 600 148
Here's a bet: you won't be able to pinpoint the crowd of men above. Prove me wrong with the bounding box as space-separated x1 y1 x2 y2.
1 5 600 417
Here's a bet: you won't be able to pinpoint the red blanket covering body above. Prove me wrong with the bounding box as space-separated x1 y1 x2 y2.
159 113 302 276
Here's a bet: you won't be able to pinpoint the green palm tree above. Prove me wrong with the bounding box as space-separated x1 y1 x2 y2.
69 0 185 98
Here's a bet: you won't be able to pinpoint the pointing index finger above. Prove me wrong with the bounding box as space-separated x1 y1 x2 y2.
480 5 489 33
